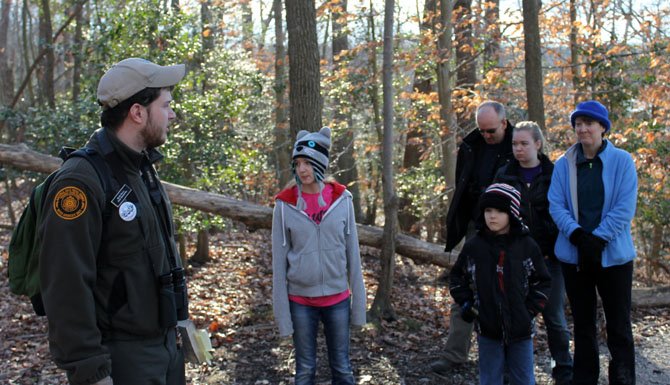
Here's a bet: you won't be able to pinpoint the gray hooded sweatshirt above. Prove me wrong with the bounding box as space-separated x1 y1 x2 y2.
272 182 367 336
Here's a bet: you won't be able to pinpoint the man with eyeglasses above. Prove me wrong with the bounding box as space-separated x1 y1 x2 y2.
431 100 515 377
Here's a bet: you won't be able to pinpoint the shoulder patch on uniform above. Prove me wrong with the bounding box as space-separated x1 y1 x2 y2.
53 186 87 220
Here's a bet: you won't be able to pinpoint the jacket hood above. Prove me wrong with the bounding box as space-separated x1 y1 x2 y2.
275 181 347 206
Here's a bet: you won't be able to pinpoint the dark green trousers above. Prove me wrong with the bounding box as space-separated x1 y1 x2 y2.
106 328 185 385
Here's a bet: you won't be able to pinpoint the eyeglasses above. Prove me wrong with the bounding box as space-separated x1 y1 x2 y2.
479 128 498 135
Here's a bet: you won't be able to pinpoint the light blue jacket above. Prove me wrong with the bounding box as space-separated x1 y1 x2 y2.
272 183 366 336
548 140 637 267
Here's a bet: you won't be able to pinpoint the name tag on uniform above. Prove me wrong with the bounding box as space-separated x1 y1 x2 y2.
111 184 133 207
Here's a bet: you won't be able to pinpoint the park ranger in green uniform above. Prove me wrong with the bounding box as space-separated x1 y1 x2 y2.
39 58 189 385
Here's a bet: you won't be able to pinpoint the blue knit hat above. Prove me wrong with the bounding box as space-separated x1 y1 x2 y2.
570 100 611 133
292 127 331 210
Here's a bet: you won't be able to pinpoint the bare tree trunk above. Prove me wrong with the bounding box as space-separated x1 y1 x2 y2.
369 0 398 322
177 228 187 267
321 15 329 61
3 170 16 226
0 0 14 107
285 0 322 139
454 0 476 130
185 0 216 260
437 0 456 243
363 162 378 226
622 0 633 44
199 0 214 95
483 0 501 70
273 0 291 187
38 0 55 108
647 223 664 286
398 0 434 235
71 1 84 103
191 228 210 264
5 0 34 139
331 0 362 221
241 0 253 52
437 0 456 187
522 0 545 129
364 0 382 226
20 0 34 107
257 2 275 52
367 2 382 144
569 0 581 103
12 3 81 111
201 1 214 55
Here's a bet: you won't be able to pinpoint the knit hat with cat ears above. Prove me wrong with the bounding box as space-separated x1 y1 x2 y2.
292 127 331 210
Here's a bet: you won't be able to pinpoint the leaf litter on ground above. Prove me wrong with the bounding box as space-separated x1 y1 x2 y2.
0 226 669 384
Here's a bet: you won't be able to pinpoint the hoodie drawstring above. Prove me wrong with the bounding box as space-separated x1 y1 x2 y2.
281 202 287 246
346 196 351 235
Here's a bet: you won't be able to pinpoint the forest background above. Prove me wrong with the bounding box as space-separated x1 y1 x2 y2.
0 0 669 383
1 0 667 283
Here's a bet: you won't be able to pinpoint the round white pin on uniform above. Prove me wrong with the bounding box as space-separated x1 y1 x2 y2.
119 201 137 222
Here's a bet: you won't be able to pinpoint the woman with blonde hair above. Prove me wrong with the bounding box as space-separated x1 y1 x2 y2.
495 121 573 384
272 127 366 385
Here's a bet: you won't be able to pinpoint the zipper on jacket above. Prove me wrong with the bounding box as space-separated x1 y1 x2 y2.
527 177 541 229
318 225 324 295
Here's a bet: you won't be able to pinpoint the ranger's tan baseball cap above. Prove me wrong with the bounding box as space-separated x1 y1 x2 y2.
97 58 186 110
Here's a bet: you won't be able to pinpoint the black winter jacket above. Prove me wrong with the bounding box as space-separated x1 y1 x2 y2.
494 153 559 259
445 124 514 251
39 128 186 384
449 225 551 344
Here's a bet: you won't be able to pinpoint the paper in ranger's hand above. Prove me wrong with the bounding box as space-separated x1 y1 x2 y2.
178 319 213 364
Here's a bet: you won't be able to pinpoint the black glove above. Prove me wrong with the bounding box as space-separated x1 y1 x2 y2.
461 301 479 323
569 227 589 246
526 298 545 318
570 228 607 272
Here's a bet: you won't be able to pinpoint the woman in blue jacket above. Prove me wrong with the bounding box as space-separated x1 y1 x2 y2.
548 100 637 385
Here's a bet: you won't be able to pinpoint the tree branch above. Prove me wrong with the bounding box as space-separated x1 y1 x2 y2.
10 0 88 108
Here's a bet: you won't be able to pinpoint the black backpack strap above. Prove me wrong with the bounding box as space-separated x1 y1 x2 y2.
67 148 116 218
58 147 77 161
95 129 138 204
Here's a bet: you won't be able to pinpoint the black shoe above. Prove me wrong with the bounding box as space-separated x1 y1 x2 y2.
436 269 450 286
552 364 573 385
430 358 459 377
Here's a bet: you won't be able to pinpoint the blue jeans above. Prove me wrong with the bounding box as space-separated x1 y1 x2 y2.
290 298 355 385
478 335 535 385
542 258 573 382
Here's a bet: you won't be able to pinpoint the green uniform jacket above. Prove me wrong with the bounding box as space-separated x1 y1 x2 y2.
38 128 183 385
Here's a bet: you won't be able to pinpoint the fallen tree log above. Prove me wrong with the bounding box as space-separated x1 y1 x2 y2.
0 143 457 267
2 143 669 307
631 285 670 308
